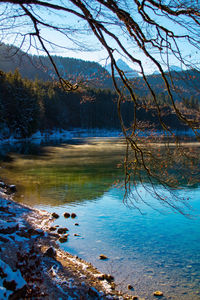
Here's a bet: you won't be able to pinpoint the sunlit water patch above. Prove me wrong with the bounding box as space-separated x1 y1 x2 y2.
0 138 200 299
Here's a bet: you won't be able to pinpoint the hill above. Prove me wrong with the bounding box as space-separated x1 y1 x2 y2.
0 44 112 88
105 59 139 78
0 43 200 102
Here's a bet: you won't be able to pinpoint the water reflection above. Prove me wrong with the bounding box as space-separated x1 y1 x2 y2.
0 138 125 205
0 138 199 209
0 138 200 299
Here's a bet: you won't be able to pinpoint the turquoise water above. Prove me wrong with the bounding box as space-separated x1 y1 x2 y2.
0 138 200 299
40 187 200 299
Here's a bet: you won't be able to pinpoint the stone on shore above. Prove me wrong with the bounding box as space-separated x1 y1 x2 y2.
8 185 17 193
0 220 19 234
63 212 70 218
49 226 57 231
44 247 56 258
153 290 163 297
97 273 114 281
127 284 133 290
104 274 114 282
0 181 6 188
57 227 69 234
99 254 108 260
59 236 68 243
52 212 59 218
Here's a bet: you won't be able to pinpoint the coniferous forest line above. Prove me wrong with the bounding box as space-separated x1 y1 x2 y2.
0 68 199 139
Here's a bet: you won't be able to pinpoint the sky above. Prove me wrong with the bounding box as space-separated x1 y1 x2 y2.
1 0 199 75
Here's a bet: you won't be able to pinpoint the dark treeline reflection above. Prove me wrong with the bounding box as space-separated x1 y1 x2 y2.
0 138 199 207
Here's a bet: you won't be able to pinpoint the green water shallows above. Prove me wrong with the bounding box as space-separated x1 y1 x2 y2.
0 138 200 299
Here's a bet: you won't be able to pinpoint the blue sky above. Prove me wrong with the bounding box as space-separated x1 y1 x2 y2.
1 0 199 75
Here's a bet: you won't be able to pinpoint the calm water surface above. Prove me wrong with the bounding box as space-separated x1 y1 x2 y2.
0 138 200 299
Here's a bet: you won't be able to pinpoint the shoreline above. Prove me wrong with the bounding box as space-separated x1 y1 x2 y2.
0 187 134 299
0 127 197 145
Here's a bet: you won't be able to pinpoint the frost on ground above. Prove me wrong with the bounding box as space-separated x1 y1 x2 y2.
0 188 133 299
0 259 26 299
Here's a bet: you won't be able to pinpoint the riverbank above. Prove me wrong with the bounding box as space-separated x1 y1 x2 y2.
0 185 136 299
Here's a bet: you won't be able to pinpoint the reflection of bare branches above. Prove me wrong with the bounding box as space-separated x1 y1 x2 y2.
121 142 199 215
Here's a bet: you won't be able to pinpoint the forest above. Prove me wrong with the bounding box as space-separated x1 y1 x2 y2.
0 67 199 139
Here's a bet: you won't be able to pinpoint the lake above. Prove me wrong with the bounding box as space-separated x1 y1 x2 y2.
0 137 200 299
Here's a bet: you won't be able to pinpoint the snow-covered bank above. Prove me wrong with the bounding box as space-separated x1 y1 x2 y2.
0 187 134 299
0 127 197 146
0 129 123 145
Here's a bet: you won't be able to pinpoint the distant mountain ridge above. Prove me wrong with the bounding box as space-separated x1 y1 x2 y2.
0 43 185 82
105 59 139 78
0 43 199 101
0 43 111 85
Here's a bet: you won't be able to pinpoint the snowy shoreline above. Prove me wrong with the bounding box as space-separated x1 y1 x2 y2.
0 127 197 146
0 187 134 299
0 129 123 145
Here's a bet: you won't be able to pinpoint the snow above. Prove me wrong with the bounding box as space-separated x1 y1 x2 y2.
0 259 26 299
0 187 131 299
0 128 122 145
59 254 113 294
0 127 197 148
0 220 18 231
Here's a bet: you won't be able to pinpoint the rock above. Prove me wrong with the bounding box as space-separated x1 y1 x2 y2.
57 227 69 234
63 212 70 218
0 181 6 188
52 212 59 218
71 213 77 218
16 230 30 238
74 223 79 226
35 228 44 236
132 297 138 300
104 274 114 282
28 228 44 236
153 290 163 297
110 282 115 290
49 233 60 239
59 237 68 243
0 206 9 212
44 247 56 258
0 236 9 243
99 254 108 260
10 285 27 299
127 284 133 290
97 273 114 281
88 287 99 297
0 220 19 234
97 274 105 280
49 226 57 231
0 266 7 278
3 279 17 291
8 185 17 193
